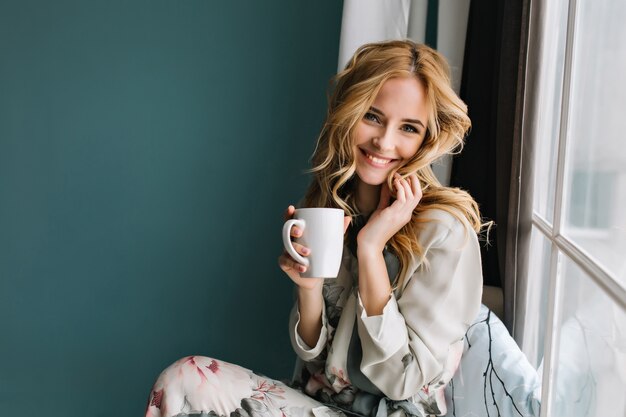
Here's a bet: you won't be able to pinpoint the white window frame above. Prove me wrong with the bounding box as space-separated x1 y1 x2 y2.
523 0 626 414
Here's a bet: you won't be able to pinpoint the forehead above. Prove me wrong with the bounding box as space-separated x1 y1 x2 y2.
371 76 428 119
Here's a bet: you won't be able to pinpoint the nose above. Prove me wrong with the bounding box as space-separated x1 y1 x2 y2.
373 127 395 151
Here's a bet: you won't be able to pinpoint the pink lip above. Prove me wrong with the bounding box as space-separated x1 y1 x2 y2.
358 148 397 168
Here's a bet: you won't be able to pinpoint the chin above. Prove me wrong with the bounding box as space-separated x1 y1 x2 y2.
355 168 390 186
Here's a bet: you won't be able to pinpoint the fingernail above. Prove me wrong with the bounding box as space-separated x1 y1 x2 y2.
299 265 306 272
302 248 310 255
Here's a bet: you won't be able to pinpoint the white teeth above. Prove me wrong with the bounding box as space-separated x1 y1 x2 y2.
366 153 392 164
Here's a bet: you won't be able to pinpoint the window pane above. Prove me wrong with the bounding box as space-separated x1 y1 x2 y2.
532 0 568 224
518 226 551 368
561 0 626 286
549 255 626 417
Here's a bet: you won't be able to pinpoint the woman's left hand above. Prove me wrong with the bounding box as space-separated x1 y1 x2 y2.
357 172 422 253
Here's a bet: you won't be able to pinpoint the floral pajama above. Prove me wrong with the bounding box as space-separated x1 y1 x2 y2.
144 355 347 417
145 209 484 417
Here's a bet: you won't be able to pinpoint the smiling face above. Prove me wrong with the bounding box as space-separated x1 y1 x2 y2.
354 76 429 187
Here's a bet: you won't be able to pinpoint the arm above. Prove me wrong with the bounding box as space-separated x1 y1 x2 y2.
356 248 393 316
288 284 329 362
356 213 483 400
279 204 335 362
282 202 352 361
356 173 420 316
296 284 324 348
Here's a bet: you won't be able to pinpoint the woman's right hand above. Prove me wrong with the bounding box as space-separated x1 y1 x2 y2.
278 205 351 291
278 205 320 290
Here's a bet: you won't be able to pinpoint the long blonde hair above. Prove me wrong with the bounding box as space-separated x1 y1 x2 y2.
302 40 492 290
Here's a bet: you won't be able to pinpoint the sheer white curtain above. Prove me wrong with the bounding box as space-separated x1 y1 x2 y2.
337 0 411 72
513 0 569 368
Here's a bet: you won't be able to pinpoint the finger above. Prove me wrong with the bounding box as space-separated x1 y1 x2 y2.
394 178 406 203
281 249 308 268
283 205 296 221
292 259 307 273
400 176 414 200
409 173 422 199
284 206 302 238
279 252 307 273
292 242 311 257
377 181 392 211
291 225 302 238
278 253 294 272
343 216 352 233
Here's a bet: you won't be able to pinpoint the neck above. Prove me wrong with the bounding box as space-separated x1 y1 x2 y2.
355 180 380 216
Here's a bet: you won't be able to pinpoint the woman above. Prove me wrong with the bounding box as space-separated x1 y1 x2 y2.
145 40 489 417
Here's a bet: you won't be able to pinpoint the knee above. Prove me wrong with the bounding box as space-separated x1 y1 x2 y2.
145 356 216 416
162 355 219 375
145 356 254 417
150 355 223 390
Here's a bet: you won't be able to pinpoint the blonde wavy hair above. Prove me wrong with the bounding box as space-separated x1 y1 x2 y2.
302 40 492 290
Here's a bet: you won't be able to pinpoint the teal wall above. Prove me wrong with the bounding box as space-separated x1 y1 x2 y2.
0 1 343 415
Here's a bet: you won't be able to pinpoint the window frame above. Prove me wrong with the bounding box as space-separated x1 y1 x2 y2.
523 0 626 414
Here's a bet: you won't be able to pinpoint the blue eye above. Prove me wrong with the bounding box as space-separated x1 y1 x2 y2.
401 124 419 134
364 112 380 123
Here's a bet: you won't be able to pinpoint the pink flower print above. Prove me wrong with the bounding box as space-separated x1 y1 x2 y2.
328 366 350 390
150 389 163 408
182 355 211 382
207 359 219 373
251 379 286 406
146 356 254 417
196 367 208 382
183 356 197 366
304 371 329 396
332 367 350 384
144 387 164 417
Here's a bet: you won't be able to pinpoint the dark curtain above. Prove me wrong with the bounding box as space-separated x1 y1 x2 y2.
450 0 530 329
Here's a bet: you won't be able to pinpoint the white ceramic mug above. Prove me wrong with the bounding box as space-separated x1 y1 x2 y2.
282 208 344 278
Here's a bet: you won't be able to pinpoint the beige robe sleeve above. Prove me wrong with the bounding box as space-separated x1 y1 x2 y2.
356 209 483 401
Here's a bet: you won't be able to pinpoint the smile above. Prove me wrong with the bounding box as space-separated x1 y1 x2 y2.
359 148 397 167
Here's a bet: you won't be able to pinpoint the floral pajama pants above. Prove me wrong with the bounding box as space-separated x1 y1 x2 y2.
144 356 347 417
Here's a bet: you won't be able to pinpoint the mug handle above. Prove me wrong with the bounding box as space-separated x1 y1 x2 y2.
282 219 309 267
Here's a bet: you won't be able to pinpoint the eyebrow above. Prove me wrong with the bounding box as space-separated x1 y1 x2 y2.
370 106 425 129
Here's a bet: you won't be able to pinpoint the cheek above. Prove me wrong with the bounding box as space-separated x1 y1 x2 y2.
354 123 376 145
399 141 423 160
